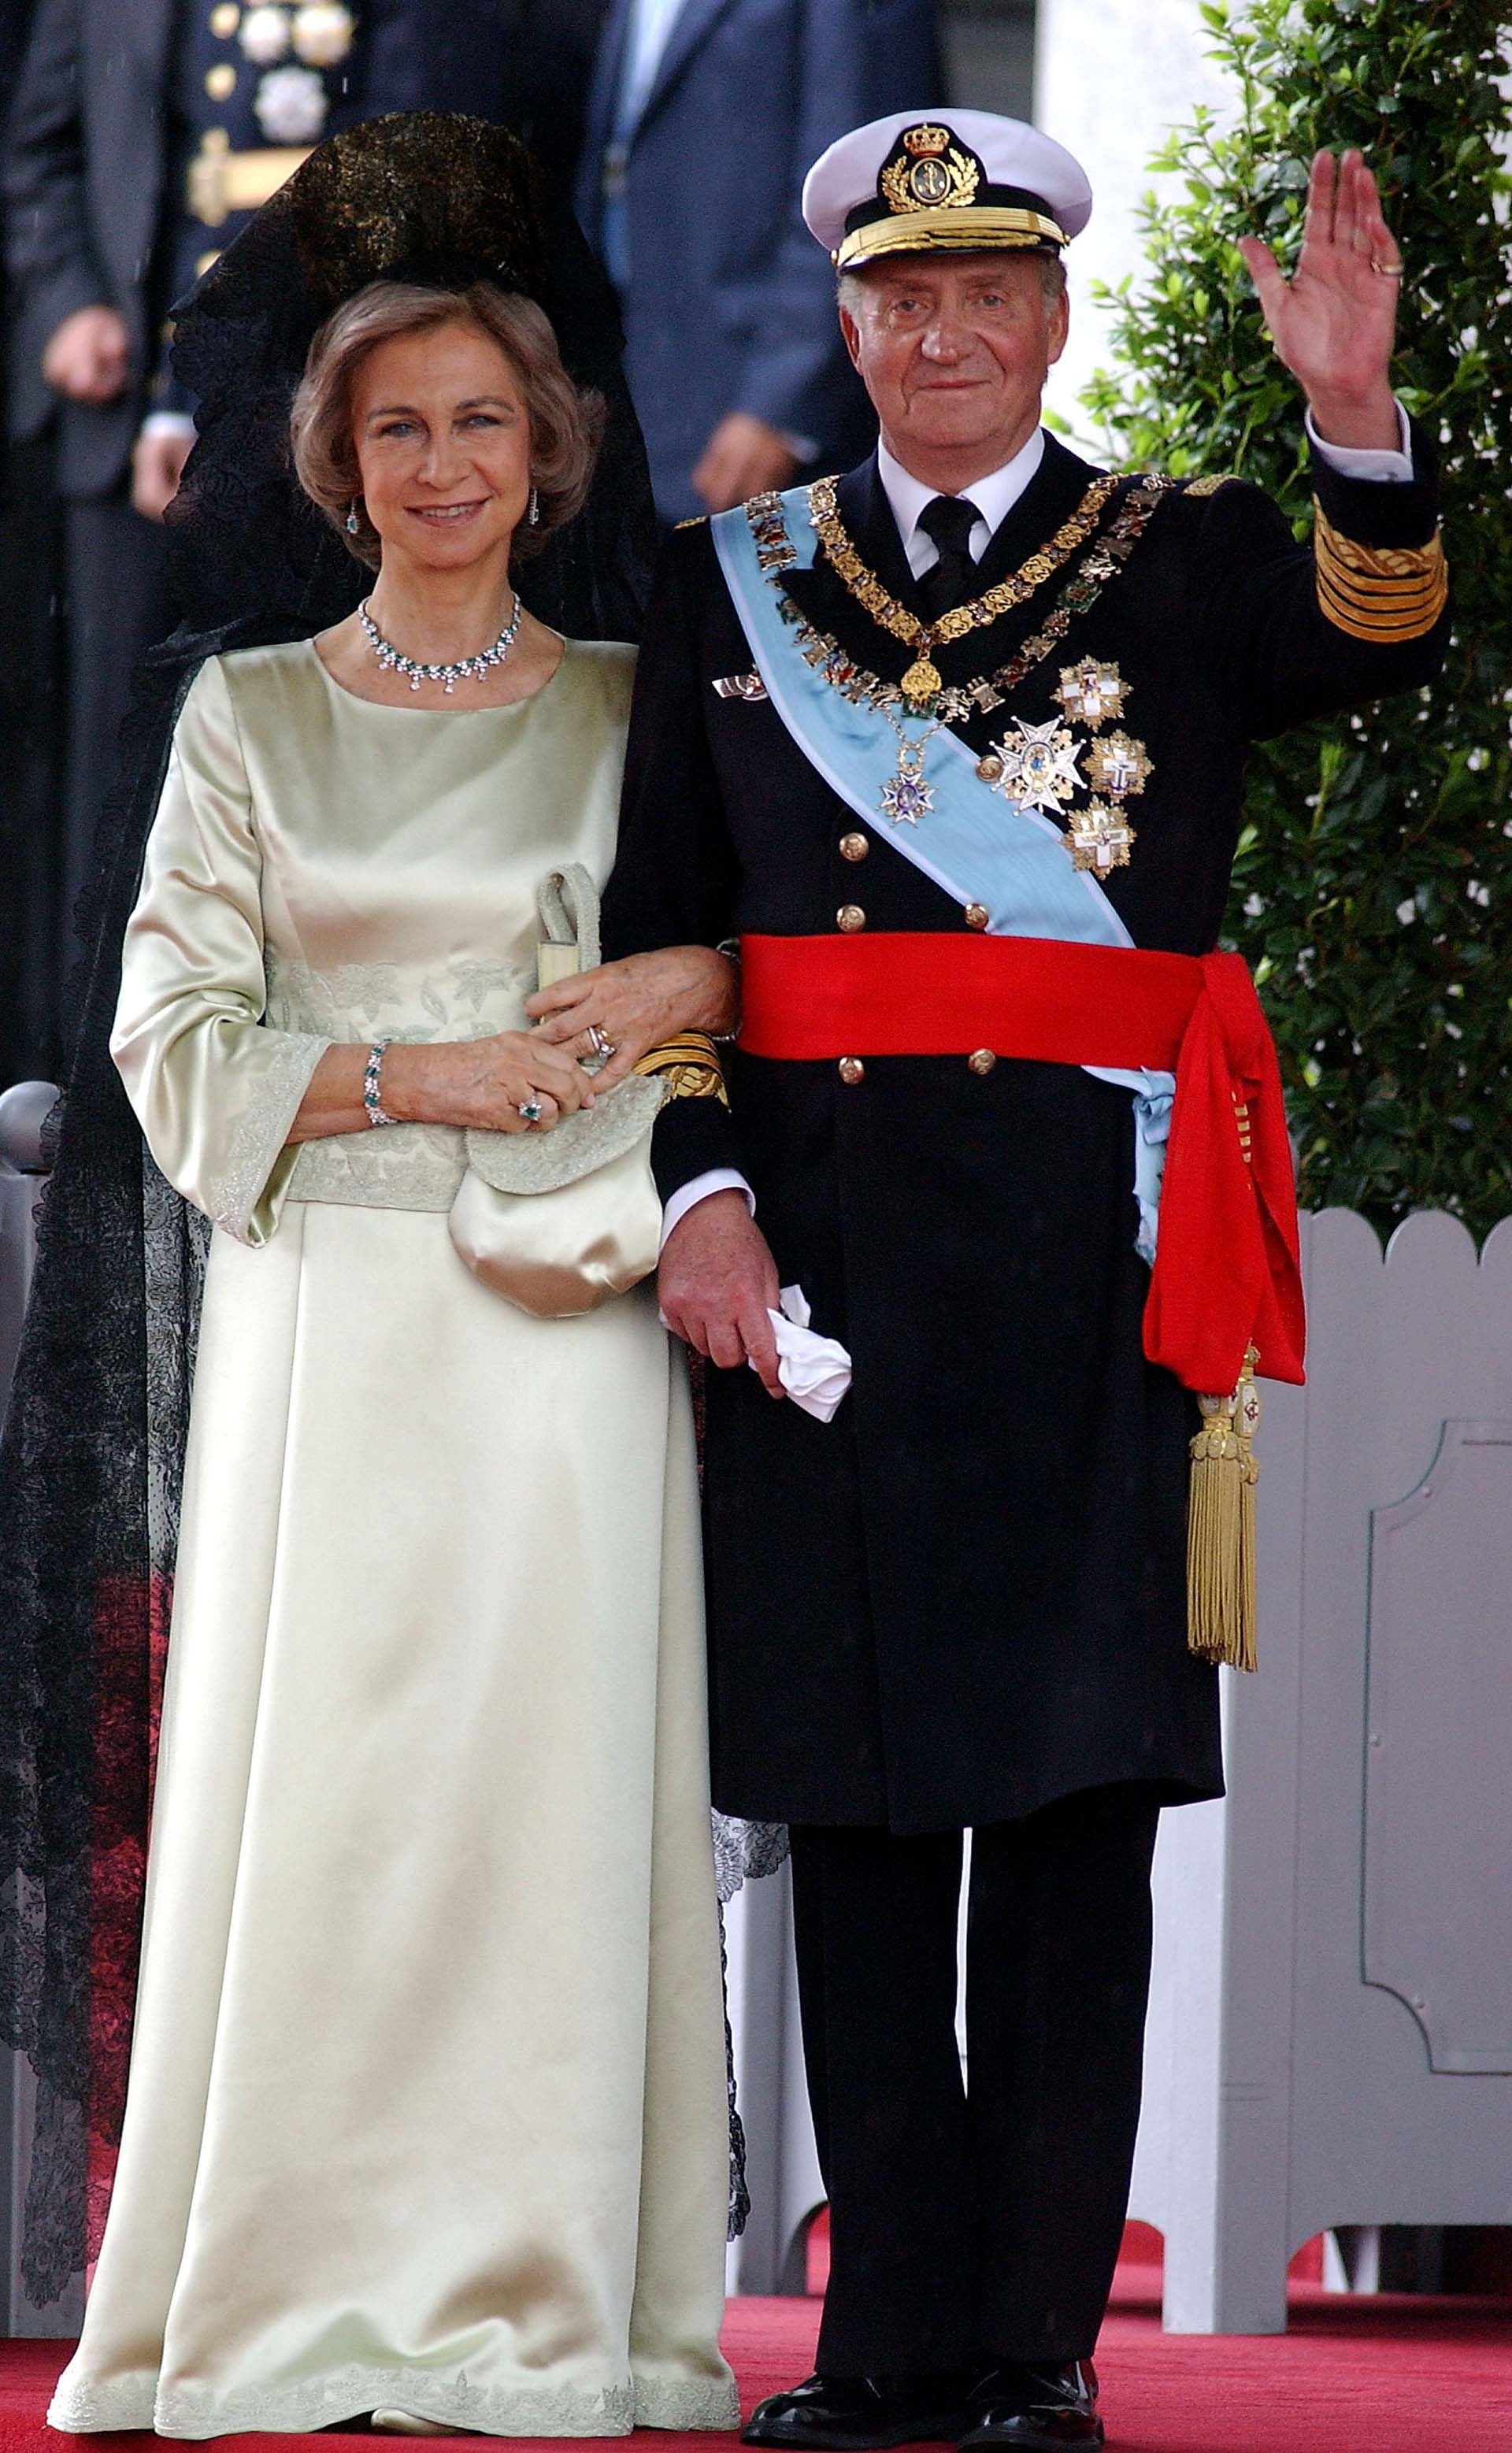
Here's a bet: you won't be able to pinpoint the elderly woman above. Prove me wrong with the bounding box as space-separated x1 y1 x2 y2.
41 128 740 2443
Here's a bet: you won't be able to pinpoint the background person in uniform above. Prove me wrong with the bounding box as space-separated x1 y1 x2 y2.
578 109 1447 2452
2 0 513 1068
575 0 940 524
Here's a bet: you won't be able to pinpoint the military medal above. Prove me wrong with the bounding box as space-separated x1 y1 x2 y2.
980 716 1083 816
1057 659 1126 728
880 742 936 826
1088 731 1153 798
1065 802 1138 875
236 0 354 142
900 657 943 705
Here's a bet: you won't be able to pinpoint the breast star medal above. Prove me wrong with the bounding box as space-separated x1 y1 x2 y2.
1028 663 1149 874
976 716 1083 815
1088 731 1154 798
1065 802 1138 874
1056 659 1127 728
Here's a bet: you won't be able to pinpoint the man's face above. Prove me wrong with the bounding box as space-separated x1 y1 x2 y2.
839 253 1069 466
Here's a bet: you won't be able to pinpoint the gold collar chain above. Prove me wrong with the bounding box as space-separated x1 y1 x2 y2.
807 469 1119 702
741 469 1178 832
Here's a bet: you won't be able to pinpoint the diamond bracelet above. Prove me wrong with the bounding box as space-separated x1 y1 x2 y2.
363 1038 398 1128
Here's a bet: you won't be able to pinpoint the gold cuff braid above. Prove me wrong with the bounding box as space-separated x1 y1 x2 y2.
1313 500 1448 643
633 1032 729 1107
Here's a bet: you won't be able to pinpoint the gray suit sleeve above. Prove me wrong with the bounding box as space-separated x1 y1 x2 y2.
3 0 112 439
732 0 941 443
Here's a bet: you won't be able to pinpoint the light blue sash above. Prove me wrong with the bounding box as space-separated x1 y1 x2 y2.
712 489 1173 1258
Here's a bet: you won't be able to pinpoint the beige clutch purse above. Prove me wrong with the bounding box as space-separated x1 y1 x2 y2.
447 867 724 1318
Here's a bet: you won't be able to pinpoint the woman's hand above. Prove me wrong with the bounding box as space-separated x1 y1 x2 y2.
525 947 739 1091
384 1030 597 1133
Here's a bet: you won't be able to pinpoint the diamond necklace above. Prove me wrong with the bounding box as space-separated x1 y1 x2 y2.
358 593 522 694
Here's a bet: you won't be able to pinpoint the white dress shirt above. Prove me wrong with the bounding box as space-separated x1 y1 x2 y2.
877 426 1047 577
662 402 1415 1245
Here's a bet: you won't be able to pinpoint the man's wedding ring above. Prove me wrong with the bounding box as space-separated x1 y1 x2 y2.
1371 258 1404 280
587 1025 615 1060
518 1097 544 1124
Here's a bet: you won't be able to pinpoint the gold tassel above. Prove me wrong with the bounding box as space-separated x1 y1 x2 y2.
1186 1345 1261 1672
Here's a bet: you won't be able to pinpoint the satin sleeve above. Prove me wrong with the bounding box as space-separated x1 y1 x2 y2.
110 658 331 1245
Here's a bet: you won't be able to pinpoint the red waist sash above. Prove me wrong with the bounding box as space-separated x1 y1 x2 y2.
738 931 1305 1396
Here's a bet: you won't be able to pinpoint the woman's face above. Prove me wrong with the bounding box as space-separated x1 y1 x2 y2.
350 321 532 573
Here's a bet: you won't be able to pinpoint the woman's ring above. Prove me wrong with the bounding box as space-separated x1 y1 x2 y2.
1371 258 1404 280
517 1097 544 1124
587 1024 615 1060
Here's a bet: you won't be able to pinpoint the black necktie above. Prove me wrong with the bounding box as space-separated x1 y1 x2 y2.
917 494 980 621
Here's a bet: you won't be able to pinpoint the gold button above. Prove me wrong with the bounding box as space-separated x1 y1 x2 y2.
839 1057 865 1086
836 904 866 933
964 903 989 931
209 2 240 35
205 61 237 98
969 1048 997 1076
839 832 870 863
976 753 1004 784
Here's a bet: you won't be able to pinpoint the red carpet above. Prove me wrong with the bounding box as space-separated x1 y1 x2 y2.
2 2254 1508 2453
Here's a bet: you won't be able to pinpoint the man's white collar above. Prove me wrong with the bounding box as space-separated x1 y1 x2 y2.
876 428 1047 577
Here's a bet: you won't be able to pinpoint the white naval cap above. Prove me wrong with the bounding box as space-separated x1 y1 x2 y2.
802 109 1093 272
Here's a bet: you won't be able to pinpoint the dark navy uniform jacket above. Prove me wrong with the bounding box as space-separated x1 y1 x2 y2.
602 428 1448 1833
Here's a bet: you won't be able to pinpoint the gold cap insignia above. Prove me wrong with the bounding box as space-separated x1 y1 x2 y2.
882 126 981 217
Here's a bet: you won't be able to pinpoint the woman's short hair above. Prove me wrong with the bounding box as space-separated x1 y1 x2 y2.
291 279 605 569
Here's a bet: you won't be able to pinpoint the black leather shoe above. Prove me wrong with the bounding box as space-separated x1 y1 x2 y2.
957 2362 1103 2451
742 2373 976 2450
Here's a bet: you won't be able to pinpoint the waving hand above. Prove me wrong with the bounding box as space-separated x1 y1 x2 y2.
1239 149 1403 452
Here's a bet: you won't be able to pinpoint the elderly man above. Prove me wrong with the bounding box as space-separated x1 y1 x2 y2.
597 109 1447 2451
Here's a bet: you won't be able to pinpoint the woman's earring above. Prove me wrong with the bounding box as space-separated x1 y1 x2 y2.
528 487 540 528
346 501 361 535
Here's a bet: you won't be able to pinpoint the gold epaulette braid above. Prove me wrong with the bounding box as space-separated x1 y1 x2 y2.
633 1031 729 1106
1314 501 1447 644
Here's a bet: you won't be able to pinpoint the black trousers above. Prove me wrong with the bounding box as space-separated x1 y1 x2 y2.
788 1784 1161 2373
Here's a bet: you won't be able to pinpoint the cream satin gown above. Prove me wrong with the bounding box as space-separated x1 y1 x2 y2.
48 641 739 2441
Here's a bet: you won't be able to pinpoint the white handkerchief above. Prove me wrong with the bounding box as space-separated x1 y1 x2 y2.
758 1284 853 1422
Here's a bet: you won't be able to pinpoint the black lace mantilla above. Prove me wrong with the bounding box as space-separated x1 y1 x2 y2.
0 113 773 2302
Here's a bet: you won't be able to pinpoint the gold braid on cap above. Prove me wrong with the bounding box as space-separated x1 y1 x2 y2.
835 206 1068 269
633 1032 729 1106
1313 502 1447 643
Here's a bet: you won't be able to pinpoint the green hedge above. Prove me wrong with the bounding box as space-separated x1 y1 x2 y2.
1077 0 1511 1238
